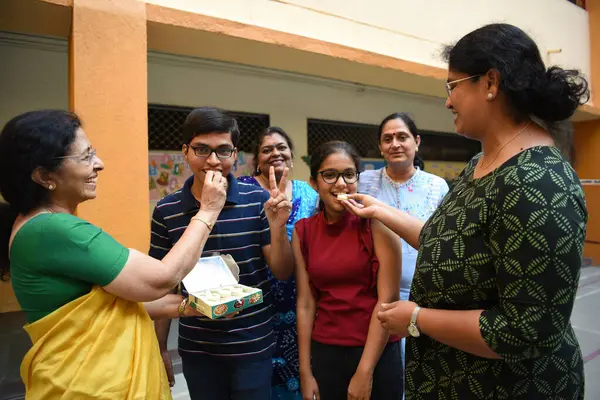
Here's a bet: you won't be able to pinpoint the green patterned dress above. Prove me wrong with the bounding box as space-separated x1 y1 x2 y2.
406 146 586 400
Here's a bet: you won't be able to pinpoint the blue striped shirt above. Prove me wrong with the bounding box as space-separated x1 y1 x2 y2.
149 174 274 361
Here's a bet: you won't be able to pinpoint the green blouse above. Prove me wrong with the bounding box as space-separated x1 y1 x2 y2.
10 213 129 323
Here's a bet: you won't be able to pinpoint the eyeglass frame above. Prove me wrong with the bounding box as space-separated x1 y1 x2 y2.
187 144 237 159
54 148 97 165
317 168 359 184
445 74 484 97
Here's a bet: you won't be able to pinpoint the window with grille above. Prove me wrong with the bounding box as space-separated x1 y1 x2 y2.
307 118 480 162
418 130 480 161
148 104 270 152
307 119 380 158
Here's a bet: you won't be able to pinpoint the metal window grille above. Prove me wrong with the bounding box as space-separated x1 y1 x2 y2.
418 130 481 162
148 104 270 152
307 119 380 158
307 118 480 162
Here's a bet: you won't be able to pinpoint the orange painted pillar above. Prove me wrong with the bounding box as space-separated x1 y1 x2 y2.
69 0 150 251
573 0 600 265
574 121 600 264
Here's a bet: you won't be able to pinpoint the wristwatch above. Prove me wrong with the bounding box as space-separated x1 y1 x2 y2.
407 306 422 337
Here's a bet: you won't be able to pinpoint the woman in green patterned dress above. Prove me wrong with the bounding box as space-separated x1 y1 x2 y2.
341 23 589 399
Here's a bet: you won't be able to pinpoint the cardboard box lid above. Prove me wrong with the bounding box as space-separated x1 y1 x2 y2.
182 255 240 293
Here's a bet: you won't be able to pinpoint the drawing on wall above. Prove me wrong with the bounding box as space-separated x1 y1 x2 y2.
149 152 192 201
149 151 255 201
426 161 466 181
233 151 255 178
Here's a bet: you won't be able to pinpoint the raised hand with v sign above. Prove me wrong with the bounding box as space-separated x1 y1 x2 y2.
264 166 292 228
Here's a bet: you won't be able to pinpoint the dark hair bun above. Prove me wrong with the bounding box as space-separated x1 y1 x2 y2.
444 23 590 123
529 67 589 122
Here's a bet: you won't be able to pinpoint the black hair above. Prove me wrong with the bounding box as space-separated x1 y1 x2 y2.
0 202 17 281
310 141 361 180
182 107 240 147
0 110 81 279
442 23 589 123
378 112 425 170
310 141 361 212
252 126 295 175
413 157 425 171
0 110 80 213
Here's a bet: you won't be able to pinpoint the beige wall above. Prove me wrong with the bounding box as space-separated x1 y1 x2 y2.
145 0 591 81
0 34 67 312
0 32 457 202
0 31 459 204
0 33 68 128
147 52 455 185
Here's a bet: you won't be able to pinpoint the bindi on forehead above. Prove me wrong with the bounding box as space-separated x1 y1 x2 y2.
382 131 411 138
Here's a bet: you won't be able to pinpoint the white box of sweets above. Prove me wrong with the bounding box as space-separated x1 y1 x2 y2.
182 255 263 319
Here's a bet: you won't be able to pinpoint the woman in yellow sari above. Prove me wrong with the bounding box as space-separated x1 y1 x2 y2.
0 110 229 399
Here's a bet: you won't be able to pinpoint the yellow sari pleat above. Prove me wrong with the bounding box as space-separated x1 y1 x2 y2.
21 286 172 400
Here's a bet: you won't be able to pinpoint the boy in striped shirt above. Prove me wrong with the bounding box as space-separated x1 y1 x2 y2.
150 107 293 400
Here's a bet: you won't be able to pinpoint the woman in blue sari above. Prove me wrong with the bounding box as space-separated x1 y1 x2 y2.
238 127 318 399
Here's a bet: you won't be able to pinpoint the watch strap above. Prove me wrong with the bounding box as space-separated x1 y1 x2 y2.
411 305 422 326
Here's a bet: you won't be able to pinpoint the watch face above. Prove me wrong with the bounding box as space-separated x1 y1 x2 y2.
408 324 420 338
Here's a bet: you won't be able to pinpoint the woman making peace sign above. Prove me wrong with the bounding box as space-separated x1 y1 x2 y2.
238 127 318 399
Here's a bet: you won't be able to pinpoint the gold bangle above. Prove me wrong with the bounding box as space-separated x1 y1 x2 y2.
191 215 213 230
178 297 188 318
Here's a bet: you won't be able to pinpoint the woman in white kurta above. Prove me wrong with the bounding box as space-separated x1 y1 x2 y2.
358 113 448 364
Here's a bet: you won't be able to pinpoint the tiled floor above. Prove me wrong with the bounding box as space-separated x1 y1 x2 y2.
3 266 600 399
571 266 600 398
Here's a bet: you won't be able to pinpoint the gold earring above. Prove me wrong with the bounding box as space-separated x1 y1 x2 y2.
48 184 55 190
415 147 419 152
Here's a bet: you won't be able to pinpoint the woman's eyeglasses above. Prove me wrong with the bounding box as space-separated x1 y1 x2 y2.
55 148 97 165
318 169 359 184
445 74 484 97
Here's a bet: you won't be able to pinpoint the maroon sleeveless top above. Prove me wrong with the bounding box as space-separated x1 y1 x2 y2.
296 211 399 346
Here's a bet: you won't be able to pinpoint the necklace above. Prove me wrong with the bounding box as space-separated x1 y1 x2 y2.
479 120 531 171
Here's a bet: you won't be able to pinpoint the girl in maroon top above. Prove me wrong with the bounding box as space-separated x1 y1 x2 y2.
294 141 403 400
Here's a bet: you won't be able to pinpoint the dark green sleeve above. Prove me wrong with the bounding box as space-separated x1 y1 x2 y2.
479 157 587 362
39 214 130 286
